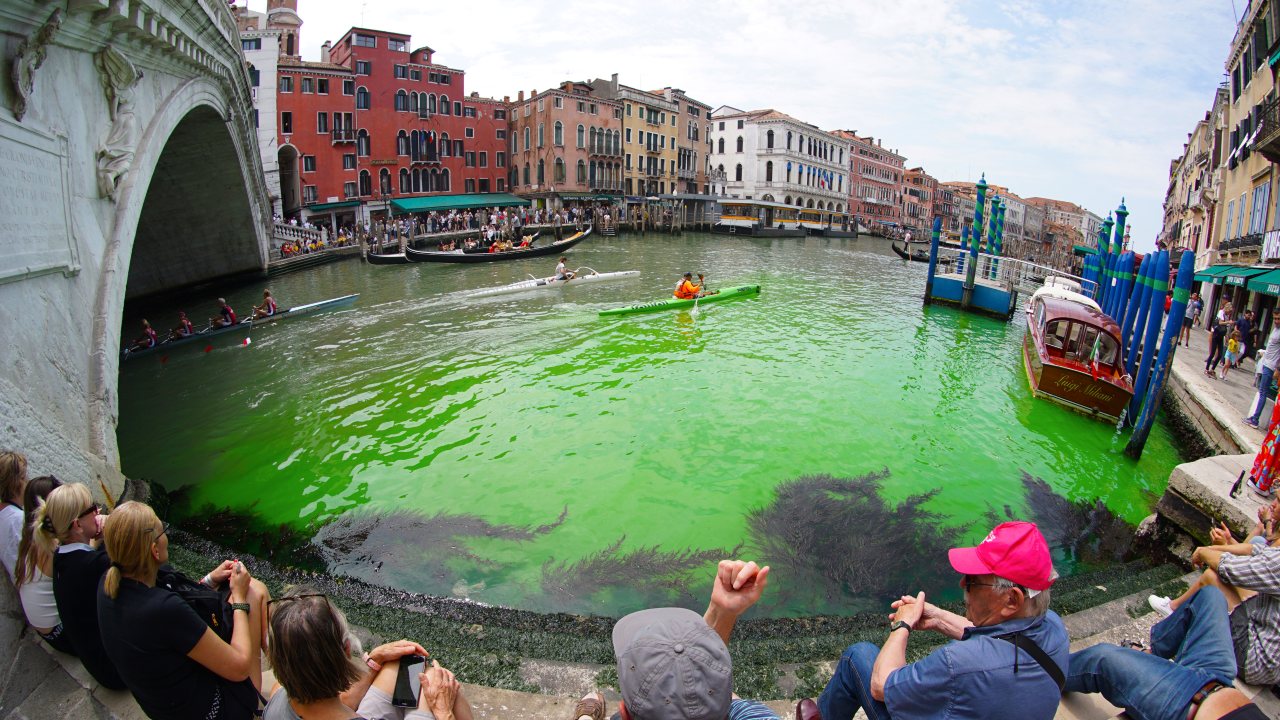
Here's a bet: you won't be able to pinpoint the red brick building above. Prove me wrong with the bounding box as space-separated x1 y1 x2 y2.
271 15 507 226
833 130 905 233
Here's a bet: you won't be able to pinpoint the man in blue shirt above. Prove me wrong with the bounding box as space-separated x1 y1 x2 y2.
799 521 1069 720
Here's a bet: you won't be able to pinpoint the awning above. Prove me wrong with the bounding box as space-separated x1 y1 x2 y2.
1193 265 1242 283
1271 47 1280 68
1223 266 1272 287
1072 244 1096 256
390 192 530 214
1246 269 1280 296
304 200 362 212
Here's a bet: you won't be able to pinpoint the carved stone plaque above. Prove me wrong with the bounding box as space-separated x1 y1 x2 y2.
0 115 78 285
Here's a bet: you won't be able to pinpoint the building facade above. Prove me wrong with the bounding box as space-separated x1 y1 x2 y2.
708 107 852 212
235 8 283 215
507 82 623 207
903 167 936 235
834 131 905 232
658 87 712 195
590 75 680 197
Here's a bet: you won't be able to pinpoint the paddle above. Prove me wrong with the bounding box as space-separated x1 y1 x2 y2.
692 274 707 318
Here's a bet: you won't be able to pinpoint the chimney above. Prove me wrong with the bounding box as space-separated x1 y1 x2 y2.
503 95 509 103
320 40 331 64
518 90 524 102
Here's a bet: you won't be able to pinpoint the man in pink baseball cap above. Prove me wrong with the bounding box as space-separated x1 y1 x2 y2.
798 521 1068 720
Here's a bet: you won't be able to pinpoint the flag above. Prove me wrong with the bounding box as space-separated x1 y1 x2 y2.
1087 335 1102 380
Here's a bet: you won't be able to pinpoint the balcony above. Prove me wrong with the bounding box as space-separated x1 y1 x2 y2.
418 108 432 120
678 167 696 180
331 128 356 143
1256 98 1280 163
1187 188 1205 212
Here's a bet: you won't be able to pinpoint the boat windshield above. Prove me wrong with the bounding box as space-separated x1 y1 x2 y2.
1045 320 1120 367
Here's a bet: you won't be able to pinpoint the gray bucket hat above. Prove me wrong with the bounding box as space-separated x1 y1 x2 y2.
612 607 732 720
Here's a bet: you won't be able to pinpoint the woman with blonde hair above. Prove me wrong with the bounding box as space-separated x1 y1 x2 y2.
0 449 28 582
263 586 472 720
13 475 74 653
34 482 124 689
99 501 269 720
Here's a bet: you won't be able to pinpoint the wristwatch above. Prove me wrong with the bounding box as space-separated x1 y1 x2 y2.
889 620 913 634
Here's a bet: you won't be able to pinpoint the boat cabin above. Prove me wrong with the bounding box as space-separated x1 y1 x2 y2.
1023 290 1134 422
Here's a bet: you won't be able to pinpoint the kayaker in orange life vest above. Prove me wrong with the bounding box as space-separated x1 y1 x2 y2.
674 272 706 300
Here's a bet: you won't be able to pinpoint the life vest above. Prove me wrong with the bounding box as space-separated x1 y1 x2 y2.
674 280 699 300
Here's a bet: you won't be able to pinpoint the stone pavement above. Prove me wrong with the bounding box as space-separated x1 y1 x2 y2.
1169 315 1266 455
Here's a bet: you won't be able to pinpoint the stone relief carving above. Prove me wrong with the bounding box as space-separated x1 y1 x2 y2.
94 45 143 201
10 8 64 122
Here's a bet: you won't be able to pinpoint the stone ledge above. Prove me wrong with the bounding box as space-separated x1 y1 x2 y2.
1158 454 1272 544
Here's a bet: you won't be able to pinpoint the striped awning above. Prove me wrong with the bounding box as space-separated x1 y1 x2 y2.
1246 269 1280 296
1223 266 1272 287
1193 265 1240 283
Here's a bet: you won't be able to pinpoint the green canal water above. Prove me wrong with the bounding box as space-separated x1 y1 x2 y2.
117 233 1184 617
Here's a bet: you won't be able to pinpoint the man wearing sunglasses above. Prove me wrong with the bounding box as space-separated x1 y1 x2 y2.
799 521 1068 720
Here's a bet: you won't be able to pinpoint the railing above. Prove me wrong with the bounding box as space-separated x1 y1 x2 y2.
331 128 356 143
935 247 1092 296
678 167 696 179
418 109 432 120
1255 97 1280 163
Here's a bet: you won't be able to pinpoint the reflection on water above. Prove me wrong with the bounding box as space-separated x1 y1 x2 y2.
119 233 1183 617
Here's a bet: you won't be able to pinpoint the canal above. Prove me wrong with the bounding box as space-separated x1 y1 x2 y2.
117 232 1184 617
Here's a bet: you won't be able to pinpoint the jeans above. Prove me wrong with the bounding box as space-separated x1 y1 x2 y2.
1206 335 1226 372
818 642 890 720
1066 586 1237 720
1247 364 1275 425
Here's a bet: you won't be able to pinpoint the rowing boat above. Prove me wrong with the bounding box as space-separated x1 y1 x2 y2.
599 285 761 317
121 293 359 360
406 228 589 263
467 269 640 298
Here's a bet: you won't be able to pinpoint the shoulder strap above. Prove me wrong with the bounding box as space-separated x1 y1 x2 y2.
993 631 1065 691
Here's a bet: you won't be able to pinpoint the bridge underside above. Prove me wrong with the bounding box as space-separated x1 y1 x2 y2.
126 106 263 299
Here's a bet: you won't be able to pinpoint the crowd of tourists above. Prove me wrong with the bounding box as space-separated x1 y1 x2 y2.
3 447 1275 720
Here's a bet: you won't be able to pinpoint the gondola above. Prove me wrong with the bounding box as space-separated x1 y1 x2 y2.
365 251 410 265
891 241 930 263
405 228 590 263
120 293 359 361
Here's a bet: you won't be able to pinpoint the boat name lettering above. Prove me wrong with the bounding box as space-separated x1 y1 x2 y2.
1049 375 1116 403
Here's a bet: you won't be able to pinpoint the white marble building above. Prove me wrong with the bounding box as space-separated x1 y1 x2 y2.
707 106 852 213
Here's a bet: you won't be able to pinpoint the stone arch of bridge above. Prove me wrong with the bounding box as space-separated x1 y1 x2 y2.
88 77 266 470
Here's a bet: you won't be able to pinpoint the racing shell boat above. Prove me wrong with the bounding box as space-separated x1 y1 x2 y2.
1022 284 1133 422
599 284 761 316
467 269 639 298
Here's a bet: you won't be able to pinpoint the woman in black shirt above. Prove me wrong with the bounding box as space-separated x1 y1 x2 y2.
34 482 124 689
98 501 269 720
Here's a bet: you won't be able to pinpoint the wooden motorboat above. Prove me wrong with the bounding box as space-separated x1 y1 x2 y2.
1022 286 1133 422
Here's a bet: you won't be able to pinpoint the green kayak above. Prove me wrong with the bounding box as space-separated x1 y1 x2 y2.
599 284 761 316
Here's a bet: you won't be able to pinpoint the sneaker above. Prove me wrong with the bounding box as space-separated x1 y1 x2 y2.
1245 417 1261 429
1149 595 1173 617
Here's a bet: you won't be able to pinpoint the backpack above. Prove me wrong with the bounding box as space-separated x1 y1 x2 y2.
156 566 233 642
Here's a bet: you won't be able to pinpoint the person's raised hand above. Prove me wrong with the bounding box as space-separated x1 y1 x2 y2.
1210 521 1236 547
207 560 236 586
890 591 926 630
228 560 250 602
709 560 770 617
890 593 939 632
366 640 428 671
1190 546 1209 568
419 659 459 720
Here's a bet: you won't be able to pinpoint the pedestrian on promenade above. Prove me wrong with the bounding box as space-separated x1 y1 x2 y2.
798 521 1068 720
1244 324 1280 428
1206 304 1232 378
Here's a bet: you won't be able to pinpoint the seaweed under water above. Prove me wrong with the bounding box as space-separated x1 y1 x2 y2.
1013 471 1138 566
540 536 744 614
313 507 567 595
746 470 968 612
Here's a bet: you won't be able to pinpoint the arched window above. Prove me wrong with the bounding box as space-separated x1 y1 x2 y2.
440 168 450 191
357 129 370 157
807 198 815 208
412 169 421 192
359 169 371 196
554 121 563 146
766 130 774 149
577 124 585 148
589 160 597 187
247 63 259 87
356 87 370 110
785 195 792 204
411 92 419 112
577 159 586 183
397 130 408 156
555 158 565 182
440 95 450 115
735 164 742 181
538 123 545 148
736 137 743 153
379 168 391 194
766 161 773 182
537 159 545 184
717 138 724 154
429 94 437 113
837 204 843 213
395 90 408 112
429 169 439 192
787 131 793 149
523 163 530 186
523 127 531 152
399 168 410 193
589 127 597 153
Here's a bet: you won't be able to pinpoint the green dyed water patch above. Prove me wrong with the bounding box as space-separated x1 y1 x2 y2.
118 233 1183 617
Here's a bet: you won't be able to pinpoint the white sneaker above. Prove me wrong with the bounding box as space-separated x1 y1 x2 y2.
1148 595 1173 617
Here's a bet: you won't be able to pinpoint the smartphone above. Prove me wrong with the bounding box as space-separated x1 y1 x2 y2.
391 654 427 707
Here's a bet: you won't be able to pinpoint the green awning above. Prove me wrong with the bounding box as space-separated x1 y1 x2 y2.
390 192 530 214
305 200 362 212
1193 265 1242 283
1072 244 1096 256
1247 269 1280 296
1270 47 1280 68
1224 266 1272 287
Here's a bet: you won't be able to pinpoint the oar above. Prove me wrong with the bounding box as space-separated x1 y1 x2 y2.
692 274 707 318
242 309 256 347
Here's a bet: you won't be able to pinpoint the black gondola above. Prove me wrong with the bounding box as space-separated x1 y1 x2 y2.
365 251 410 265
406 228 590 263
891 242 930 263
